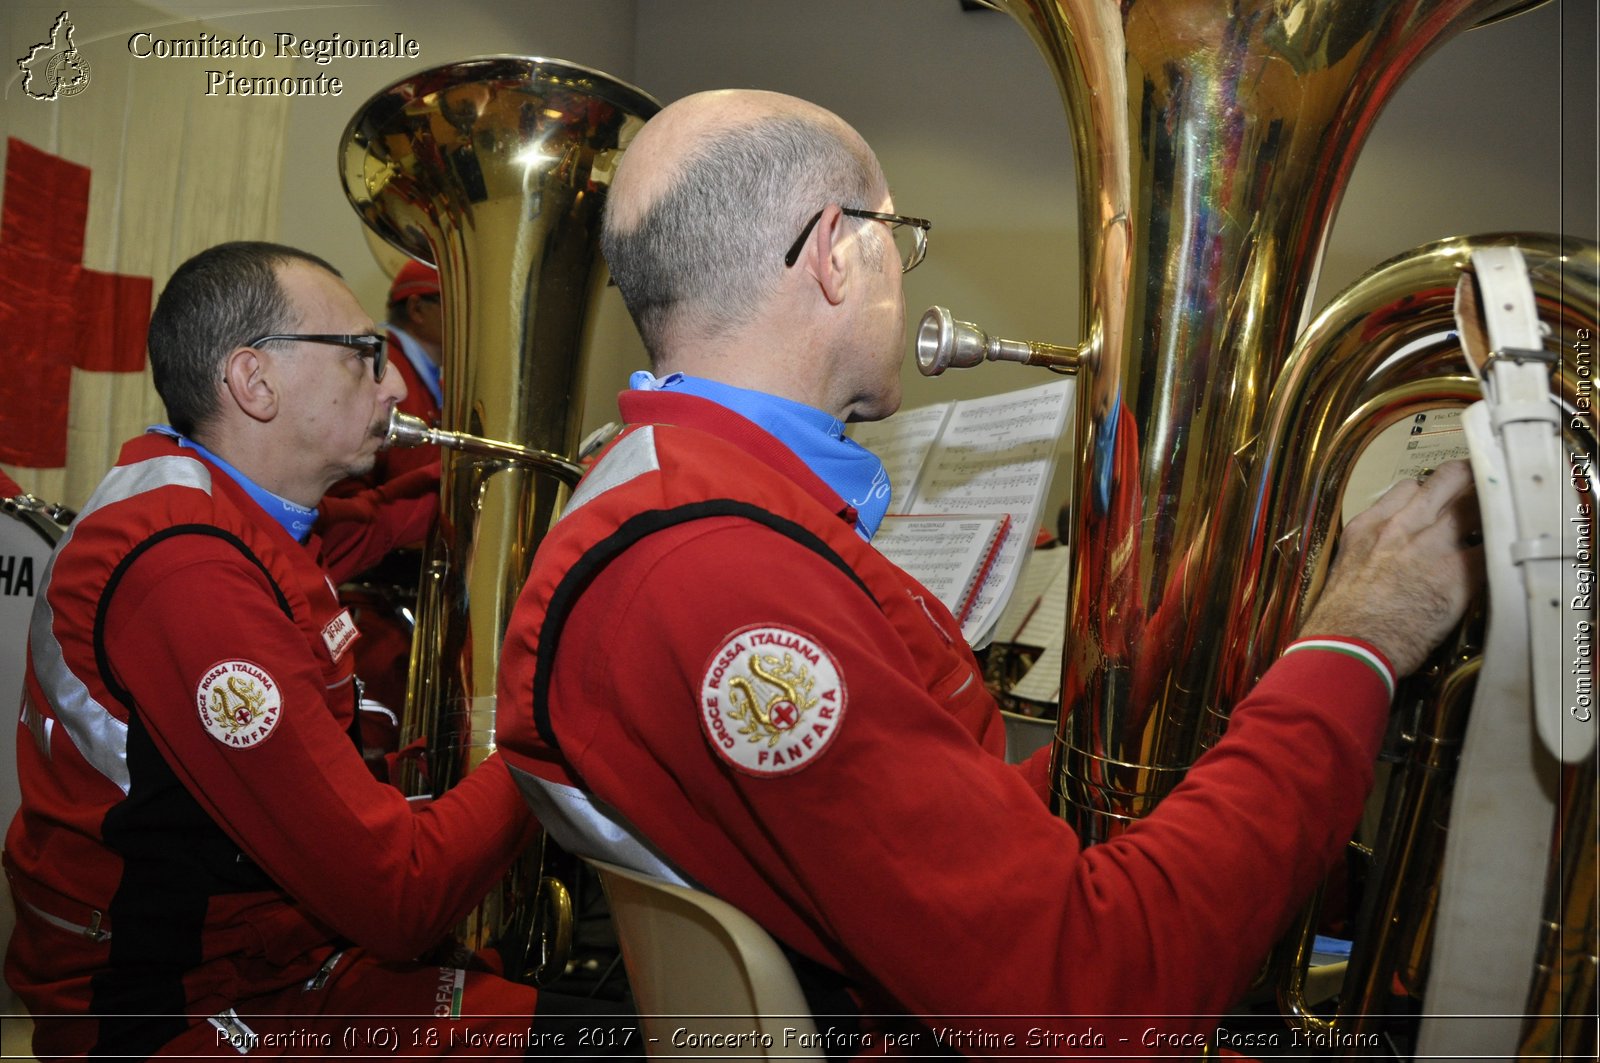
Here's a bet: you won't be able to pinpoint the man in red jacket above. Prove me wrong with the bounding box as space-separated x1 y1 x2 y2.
373 260 445 484
494 90 1482 1052
330 260 447 724
3 242 613 1059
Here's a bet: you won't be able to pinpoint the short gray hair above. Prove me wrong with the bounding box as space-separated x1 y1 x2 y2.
602 113 886 357
148 241 340 436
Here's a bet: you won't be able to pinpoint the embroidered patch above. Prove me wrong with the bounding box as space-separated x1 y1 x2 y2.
700 625 846 776
321 608 359 660
196 660 283 749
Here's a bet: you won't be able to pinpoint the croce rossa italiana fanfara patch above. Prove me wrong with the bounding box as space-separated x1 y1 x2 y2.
196 659 283 749
700 625 845 776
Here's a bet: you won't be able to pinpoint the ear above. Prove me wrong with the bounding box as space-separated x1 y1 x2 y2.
798 204 850 307
222 345 279 424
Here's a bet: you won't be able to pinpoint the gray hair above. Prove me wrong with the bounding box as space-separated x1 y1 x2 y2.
148 241 340 437
601 113 887 357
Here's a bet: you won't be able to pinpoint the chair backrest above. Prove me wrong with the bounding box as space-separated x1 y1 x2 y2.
1000 709 1055 764
586 858 821 1059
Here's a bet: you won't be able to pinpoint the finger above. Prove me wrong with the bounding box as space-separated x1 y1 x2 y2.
1347 474 1423 530
1411 458 1476 513
1441 482 1484 546
1376 459 1479 534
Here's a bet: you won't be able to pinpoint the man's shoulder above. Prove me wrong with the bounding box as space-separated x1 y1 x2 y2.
104 527 282 607
577 417 843 518
556 427 852 564
65 444 295 589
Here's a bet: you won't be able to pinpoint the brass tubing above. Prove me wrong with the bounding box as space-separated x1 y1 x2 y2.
979 0 1540 844
385 410 585 486
1220 234 1597 1047
980 0 1589 1045
915 305 1082 376
340 56 659 982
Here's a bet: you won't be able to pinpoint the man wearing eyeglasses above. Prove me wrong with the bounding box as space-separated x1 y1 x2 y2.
494 89 1480 1048
4 242 586 1058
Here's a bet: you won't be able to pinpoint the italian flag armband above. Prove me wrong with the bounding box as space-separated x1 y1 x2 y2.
1280 638 1397 703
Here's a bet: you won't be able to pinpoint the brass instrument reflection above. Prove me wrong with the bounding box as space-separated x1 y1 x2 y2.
929 0 1594 1053
340 56 659 983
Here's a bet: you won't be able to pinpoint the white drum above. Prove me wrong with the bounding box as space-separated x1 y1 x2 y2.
1 493 68 1011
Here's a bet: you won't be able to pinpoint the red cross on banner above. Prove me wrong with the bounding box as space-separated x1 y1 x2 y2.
0 138 154 467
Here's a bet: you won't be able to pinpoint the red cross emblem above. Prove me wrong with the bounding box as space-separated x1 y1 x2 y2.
769 700 799 730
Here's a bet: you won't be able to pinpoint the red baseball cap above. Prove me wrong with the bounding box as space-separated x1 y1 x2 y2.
388 260 440 303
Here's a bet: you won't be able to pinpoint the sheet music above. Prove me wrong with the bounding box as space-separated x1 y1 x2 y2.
909 379 1073 645
992 545 1070 645
850 377 1074 647
1342 408 1470 523
872 515 1006 618
848 403 952 515
1009 640 1063 705
1012 548 1072 649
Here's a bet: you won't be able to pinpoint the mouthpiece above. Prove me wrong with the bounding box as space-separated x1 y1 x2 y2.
384 409 436 450
915 306 1083 377
385 410 586 486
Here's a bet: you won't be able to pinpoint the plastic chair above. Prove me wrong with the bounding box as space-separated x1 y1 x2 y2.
1 1012 37 1061
585 858 820 1058
1000 709 1055 764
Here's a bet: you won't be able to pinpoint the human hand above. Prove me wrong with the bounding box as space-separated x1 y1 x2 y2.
1297 459 1484 678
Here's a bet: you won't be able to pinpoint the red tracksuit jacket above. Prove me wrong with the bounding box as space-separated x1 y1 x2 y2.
496 391 1393 1053
5 432 531 1057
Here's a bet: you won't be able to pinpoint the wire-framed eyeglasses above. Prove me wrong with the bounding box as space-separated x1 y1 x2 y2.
247 333 389 382
784 207 932 273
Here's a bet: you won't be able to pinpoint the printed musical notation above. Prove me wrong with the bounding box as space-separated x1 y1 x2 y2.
852 378 1074 646
1341 408 1469 524
992 546 1070 647
872 515 1011 624
860 404 948 510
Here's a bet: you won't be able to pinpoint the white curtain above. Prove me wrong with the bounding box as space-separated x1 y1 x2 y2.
2 0 292 507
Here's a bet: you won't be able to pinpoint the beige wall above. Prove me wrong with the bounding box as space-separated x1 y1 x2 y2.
6 0 1594 507
630 0 1593 409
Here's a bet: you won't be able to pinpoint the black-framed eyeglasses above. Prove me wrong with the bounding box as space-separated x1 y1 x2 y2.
247 333 389 382
784 207 932 273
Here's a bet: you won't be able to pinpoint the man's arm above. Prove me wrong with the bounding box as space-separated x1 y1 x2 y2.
546 519 1397 1026
316 462 439 582
104 535 530 960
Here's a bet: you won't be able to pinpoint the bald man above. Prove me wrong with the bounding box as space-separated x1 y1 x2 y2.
496 91 1480 1045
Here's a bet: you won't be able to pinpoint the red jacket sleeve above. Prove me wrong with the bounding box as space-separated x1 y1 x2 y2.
549 519 1389 1030
104 535 531 960
315 462 439 581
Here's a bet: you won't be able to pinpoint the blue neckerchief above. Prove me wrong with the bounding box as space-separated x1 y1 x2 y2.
389 325 443 406
149 426 320 543
629 371 892 539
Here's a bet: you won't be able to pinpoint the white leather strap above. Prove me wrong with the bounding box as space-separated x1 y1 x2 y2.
1461 245 1590 764
1416 246 1576 1060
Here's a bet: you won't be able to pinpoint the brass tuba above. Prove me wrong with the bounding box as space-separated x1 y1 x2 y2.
1234 233 1594 1056
920 0 1595 1053
339 56 660 981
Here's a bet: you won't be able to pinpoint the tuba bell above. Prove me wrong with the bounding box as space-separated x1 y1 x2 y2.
339 56 659 982
923 0 1595 1054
